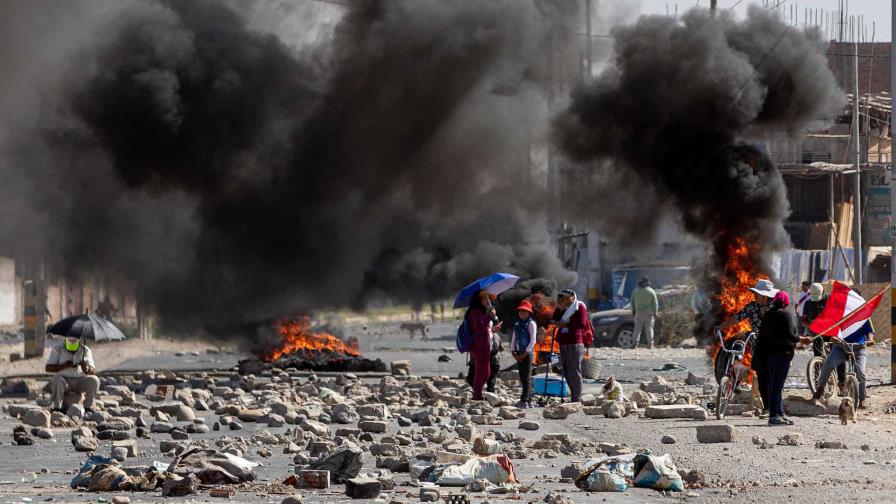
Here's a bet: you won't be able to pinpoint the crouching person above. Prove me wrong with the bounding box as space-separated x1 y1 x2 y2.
46 336 99 413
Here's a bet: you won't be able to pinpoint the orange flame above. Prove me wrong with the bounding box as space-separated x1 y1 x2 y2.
713 238 762 371
527 293 560 363
264 317 359 362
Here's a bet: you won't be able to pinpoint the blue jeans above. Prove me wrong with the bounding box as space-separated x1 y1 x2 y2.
816 345 867 401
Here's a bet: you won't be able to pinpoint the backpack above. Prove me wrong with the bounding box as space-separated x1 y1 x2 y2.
583 317 595 348
456 318 475 353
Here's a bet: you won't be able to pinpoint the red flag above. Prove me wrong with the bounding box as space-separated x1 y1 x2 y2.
808 281 884 337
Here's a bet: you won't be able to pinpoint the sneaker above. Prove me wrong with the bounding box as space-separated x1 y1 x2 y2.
527 401 534 409
759 411 769 419
780 416 795 425
858 400 868 410
768 416 790 426
515 401 528 409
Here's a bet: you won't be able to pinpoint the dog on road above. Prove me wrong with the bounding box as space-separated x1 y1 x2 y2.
839 396 856 425
399 322 428 340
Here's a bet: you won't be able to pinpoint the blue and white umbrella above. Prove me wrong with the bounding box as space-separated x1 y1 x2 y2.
453 273 520 308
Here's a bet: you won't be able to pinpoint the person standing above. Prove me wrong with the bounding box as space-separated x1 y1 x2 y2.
631 277 659 348
486 328 503 393
795 281 811 322
552 288 588 402
466 291 500 401
45 336 99 413
753 291 806 425
510 300 537 408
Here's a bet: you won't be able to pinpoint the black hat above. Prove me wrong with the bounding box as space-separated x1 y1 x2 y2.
559 288 576 298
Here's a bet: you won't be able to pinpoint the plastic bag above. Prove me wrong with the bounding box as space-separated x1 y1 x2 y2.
632 453 683 492
437 455 515 486
71 456 115 489
319 387 347 405
584 470 628 492
575 454 635 492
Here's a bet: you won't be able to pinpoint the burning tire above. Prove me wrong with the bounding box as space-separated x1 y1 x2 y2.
615 325 637 348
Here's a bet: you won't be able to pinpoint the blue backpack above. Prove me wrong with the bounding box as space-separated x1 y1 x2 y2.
456 318 475 353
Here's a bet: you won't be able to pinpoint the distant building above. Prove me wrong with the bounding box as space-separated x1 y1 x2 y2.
763 41 892 284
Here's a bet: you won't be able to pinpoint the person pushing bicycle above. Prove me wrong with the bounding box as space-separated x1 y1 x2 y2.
714 279 778 384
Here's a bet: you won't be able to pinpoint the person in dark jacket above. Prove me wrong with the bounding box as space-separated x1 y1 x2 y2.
465 291 501 401
551 288 588 402
753 291 809 425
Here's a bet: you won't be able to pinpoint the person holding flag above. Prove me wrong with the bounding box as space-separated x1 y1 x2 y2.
808 283 885 409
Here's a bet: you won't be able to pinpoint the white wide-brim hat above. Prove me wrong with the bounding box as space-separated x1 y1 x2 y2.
748 278 779 298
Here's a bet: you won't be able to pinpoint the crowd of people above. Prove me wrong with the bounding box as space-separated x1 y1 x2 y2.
462 287 595 407
459 275 872 426
715 278 872 426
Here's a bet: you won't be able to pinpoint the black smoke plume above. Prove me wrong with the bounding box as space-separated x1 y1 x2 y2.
0 0 576 334
553 7 843 335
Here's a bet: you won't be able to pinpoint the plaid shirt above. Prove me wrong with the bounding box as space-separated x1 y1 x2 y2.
734 301 763 331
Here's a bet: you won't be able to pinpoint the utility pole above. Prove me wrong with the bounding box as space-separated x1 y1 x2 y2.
889 0 895 383
585 0 593 78
853 38 863 284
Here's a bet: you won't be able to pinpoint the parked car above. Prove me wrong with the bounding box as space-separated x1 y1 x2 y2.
592 306 636 348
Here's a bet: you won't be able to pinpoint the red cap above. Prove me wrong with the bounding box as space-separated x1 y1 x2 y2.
773 290 790 307
516 300 534 313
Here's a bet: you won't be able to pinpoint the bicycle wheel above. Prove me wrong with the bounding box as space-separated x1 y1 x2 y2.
716 376 733 420
844 375 859 406
806 356 836 398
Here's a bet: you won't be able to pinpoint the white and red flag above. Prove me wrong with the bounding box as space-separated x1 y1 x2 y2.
808 281 885 338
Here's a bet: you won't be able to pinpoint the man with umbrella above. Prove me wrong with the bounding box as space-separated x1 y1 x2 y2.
44 312 126 413
45 335 99 413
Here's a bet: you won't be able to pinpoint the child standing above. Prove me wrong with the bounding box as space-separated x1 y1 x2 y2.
511 300 537 408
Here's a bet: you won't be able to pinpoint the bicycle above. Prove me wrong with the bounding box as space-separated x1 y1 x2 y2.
805 336 837 398
811 337 863 405
713 329 756 420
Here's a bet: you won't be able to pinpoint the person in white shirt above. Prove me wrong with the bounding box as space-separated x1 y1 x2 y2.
45 336 99 412
510 300 537 408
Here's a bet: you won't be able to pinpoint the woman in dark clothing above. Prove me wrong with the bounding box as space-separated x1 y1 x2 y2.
466 291 500 401
753 291 807 425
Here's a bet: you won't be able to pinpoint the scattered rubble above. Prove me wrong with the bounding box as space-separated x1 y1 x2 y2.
778 433 804 446
816 440 848 449
696 424 737 443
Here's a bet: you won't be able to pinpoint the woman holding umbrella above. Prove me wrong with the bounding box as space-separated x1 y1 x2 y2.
466 291 502 401
454 273 519 401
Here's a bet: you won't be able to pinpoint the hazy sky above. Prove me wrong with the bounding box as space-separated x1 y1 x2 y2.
637 0 891 41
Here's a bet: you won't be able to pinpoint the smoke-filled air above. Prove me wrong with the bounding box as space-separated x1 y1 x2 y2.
0 0 579 334
0 1 845 338
553 6 844 337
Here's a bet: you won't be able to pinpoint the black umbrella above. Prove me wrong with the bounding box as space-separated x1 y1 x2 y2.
47 313 127 342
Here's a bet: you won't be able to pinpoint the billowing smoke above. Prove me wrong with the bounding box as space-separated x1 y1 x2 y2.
0 0 577 334
553 6 843 335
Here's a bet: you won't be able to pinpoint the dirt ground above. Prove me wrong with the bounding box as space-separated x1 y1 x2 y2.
1 321 896 503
